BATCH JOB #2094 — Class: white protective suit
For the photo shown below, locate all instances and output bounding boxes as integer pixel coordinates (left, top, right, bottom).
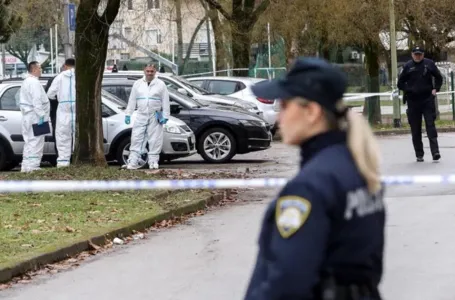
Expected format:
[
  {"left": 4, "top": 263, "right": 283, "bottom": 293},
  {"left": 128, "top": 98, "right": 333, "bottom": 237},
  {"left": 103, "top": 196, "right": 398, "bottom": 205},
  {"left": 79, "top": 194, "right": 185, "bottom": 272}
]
[
  {"left": 47, "top": 68, "right": 76, "bottom": 167},
  {"left": 125, "top": 76, "right": 170, "bottom": 169},
  {"left": 19, "top": 74, "right": 50, "bottom": 172}
]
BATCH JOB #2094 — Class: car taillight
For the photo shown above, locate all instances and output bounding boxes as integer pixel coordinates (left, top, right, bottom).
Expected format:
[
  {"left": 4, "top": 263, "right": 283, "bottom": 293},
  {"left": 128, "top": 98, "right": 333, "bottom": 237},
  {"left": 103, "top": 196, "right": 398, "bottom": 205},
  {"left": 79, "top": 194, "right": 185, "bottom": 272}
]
[{"left": 257, "top": 97, "right": 274, "bottom": 104}]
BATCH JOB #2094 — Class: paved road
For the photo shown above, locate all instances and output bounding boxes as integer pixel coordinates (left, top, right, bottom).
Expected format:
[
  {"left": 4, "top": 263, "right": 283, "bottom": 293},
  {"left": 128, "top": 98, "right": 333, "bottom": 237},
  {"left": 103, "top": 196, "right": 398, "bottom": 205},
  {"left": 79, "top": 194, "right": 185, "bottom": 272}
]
[
  {"left": 3, "top": 134, "right": 455, "bottom": 299},
  {"left": 351, "top": 104, "right": 452, "bottom": 114}
]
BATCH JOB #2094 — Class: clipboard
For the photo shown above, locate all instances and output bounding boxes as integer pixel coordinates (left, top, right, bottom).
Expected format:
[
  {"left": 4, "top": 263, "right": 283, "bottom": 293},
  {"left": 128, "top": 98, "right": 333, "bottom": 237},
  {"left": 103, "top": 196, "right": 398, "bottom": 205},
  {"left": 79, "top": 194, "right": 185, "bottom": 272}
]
[{"left": 32, "top": 121, "right": 51, "bottom": 137}]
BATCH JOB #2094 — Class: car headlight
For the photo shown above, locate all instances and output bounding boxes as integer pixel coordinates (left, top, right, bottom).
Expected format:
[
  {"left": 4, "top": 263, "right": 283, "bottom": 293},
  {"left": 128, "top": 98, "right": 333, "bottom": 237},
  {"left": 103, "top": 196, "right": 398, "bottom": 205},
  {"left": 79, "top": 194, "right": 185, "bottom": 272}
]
[
  {"left": 240, "top": 119, "right": 266, "bottom": 127},
  {"left": 164, "top": 124, "right": 183, "bottom": 134}
]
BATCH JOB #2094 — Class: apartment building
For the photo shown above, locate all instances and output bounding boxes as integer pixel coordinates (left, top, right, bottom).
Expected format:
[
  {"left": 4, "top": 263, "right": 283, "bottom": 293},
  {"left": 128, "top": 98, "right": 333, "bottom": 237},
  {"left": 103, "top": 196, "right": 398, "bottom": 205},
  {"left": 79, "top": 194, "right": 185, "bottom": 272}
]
[{"left": 106, "top": 0, "right": 214, "bottom": 65}]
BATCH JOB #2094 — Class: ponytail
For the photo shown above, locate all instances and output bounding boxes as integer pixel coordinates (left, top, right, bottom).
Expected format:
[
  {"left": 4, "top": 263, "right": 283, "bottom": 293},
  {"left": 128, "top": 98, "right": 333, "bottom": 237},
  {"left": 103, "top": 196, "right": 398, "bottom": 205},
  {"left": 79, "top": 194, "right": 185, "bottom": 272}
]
[{"left": 344, "top": 109, "right": 382, "bottom": 194}]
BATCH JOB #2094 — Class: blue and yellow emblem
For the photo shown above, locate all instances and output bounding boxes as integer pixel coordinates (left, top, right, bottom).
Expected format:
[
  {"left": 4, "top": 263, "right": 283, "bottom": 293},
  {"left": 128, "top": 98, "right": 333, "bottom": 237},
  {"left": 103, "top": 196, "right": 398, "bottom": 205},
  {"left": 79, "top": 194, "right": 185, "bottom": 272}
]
[{"left": 275, "top": 196, "right": 312, "bottom": 238}]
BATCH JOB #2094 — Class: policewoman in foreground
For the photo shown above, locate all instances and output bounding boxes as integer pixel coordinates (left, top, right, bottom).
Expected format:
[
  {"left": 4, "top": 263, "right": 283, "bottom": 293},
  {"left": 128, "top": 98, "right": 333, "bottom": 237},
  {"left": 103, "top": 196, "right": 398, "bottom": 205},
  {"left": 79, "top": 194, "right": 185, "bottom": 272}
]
[{"left": 243, "top": 57, "right": 386, "bottom": 300}]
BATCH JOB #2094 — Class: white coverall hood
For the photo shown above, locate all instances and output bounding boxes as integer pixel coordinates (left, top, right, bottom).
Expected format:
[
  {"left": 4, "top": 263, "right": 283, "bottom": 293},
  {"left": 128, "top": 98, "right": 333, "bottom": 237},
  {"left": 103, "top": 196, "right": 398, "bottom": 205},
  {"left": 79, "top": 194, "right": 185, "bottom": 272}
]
[
  {"left": 19, "top": 75, "right": 50, "bottom": 172},
  {"left": 125, "top": 76, "right": 170, "bottom": 168},
  {"left": 46, "top": 68, "right": 76, "bottom": 167}
]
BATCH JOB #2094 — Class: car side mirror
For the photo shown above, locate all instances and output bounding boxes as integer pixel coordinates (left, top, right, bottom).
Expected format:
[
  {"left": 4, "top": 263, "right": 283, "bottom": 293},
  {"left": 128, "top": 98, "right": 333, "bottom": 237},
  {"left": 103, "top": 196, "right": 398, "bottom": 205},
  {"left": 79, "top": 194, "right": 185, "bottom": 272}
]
[
  {"left": 170, "top": 103, "right": 182, "bottom": 114},
  {"left": 177, "top": 88, "right": 188, "bottom": 96}
]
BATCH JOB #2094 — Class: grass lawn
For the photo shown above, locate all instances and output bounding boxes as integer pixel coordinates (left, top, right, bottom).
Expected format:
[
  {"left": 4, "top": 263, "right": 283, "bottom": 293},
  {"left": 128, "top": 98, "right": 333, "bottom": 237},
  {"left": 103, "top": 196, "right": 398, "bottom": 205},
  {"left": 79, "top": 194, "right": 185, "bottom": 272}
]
[
  {"left": 372, "top": 119, "right": 455, "bottom": 131},
  {"left": 0, "top": 167, "right": 212, "bottom": 269}
]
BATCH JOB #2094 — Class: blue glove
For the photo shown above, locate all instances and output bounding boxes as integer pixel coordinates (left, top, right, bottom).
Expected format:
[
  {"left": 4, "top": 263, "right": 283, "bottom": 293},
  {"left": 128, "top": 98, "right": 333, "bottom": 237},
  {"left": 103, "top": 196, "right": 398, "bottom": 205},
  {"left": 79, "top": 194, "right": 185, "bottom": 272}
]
[
  {"left": 125, "top": 115, "right": 131, "bottom": 125},
  {"left": 38, "top": 116, "right": 44, "bottom": 125},
  {"left": 160, "top": 118, "right": 168, "bottom": 125}
]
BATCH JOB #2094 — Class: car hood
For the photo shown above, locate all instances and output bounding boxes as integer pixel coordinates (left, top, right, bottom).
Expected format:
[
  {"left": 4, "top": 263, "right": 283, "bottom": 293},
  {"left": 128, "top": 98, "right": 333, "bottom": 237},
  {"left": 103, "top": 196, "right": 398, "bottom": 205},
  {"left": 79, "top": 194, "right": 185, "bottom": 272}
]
[
  {"left": 191, "top": 106, "right": 265, "bottom": 122},
  {"left": 200, "top": 102, "right": 260, "bottom": 117}
]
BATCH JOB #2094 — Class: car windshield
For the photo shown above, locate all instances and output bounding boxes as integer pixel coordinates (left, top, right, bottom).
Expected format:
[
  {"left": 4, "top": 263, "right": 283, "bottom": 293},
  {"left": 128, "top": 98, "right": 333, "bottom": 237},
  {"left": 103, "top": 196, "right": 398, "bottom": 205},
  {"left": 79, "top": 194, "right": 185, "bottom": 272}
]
[
  {"left": 171, "top": 75, "right": 214, "bottom": 95},
  {"left": 101, "top": 89, "right": 127, "bottom": 108},
  {"left": 168, "top": 87, "right": 208, "bottom": 108}
]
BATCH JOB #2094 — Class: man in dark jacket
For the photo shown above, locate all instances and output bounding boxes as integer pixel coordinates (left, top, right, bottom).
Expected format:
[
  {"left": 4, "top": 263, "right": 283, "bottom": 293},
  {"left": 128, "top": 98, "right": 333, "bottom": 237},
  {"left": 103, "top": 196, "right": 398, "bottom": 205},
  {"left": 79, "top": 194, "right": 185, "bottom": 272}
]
[{"left": 397, "top": 46, "right": 443, "bottom": 162}]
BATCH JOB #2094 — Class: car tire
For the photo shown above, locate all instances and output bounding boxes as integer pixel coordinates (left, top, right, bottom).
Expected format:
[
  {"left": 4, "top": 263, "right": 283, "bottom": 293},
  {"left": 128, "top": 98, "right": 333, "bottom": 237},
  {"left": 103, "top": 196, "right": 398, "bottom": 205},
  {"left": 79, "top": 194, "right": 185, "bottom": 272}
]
[
  {"left": 116, "top": 136, "right": 149, "bottom": 169},
  {"left": 198, "top": 127, "right": 237, "bottom": 163},
  {"left": 0, "top": 143, "right": 13, "bottom": 171}
]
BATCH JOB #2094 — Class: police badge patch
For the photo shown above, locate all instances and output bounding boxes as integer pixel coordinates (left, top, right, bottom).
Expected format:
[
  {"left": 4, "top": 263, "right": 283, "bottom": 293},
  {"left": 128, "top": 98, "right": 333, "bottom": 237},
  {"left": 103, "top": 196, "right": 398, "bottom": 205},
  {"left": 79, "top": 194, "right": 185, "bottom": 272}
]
[{"left": 275, "top": 196, "right": 312, "bottom": 238}]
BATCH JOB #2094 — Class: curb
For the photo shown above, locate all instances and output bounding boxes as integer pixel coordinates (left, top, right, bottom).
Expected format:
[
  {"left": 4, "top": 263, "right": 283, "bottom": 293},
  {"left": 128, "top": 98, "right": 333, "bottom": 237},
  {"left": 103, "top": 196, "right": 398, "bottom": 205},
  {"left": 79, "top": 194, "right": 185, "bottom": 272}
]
[
  {"left": 273, "top": 127, "right": 455, "bottom": 140},
  {"left": 0, "top": 189, "right": 231, "bottom": 284}
]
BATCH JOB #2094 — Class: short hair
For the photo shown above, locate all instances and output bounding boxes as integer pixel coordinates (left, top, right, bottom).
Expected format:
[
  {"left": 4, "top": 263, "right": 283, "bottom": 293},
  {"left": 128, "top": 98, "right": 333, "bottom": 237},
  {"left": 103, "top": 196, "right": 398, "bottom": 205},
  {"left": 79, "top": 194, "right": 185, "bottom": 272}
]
[
  {"left": 27, "top": 61, "right": 39, "bottom": 72},
  {"left": 144, "top": 64, "right": 156, "bottom": 69},
  {"left": 65, "top": 58, "right": 75, "bottom": 66}
]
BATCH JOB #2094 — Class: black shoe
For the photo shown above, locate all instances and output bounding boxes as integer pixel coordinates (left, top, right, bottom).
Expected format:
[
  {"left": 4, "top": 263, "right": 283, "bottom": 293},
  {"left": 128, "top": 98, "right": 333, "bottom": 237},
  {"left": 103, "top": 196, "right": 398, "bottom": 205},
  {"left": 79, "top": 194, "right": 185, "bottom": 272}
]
[
  {"left": 416, "top": 157, "right": 424, "bottom": 162},
  {"left": 433, "top": 153, "right": 441, "bottom": 161}
]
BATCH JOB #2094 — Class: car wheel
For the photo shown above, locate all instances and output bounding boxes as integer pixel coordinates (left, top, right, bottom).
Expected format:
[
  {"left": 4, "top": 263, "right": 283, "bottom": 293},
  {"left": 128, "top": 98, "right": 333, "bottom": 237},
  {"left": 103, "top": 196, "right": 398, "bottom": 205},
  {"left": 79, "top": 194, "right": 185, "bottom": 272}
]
[
  {"left": 116, "top": 137, "right": 149, "bottom": 169},
  {"left": 198, "top": 127, "right": 237, "bottom": 163},
  {"left": 0, "top": 143, "right": 12, "bottom": 171}
]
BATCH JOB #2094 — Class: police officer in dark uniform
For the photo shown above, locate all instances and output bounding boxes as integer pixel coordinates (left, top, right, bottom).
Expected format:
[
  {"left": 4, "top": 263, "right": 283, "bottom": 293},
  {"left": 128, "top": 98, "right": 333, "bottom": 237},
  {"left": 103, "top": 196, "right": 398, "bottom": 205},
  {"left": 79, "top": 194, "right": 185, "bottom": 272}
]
[
  {"left": 244, "top": 57, "right": 386, "bottom": 300},
  {"left": 397, "top": 46, "right": 443, "bottom": 162}
]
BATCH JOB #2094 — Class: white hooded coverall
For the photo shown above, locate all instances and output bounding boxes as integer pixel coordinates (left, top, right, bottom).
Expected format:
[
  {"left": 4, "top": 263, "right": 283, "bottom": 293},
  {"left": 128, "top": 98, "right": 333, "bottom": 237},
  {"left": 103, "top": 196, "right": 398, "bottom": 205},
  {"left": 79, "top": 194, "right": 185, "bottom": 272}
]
[
  {"left": 47, "top": 68, "right": 76, "bottom": 167},
  {"left": 125, "top": 76, "right": 170, "bottom": 168},
  {"left": 19, "top": 74, "right": 50, "bottom": 172}
]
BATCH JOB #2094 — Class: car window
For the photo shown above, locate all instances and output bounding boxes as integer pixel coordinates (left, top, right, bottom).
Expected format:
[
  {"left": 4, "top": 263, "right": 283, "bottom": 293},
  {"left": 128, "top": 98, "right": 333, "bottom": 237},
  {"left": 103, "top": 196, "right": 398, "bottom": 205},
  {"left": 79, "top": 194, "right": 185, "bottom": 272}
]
[
  {"left": 0, "top": 87, "right": 20, "bottom": 111},
  {"left": 188, "top": 80, "right": 204, "bottom": 87},
  {"left": 102, "top": 103, "right": 116, "bottom": 117},
  {"left": 101, "top": 89, "right": 127, "bottom": 106},
  {"left": 207, "top": 80, "right": 238, "bottom": 95},
  {"left": 104, "top": 86, "right": 117, "bottom": 96}
]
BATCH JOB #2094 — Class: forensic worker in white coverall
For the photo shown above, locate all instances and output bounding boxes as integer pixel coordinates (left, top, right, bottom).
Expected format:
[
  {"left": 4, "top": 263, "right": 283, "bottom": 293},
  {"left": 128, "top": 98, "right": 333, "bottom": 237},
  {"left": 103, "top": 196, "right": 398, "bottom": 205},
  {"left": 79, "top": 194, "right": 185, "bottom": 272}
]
[
  {"left": 19, "top": 61, "right": 50, "bottom": 172},
  {"left": 124, "top": 64, "right": 170, "bottom": 169},
  {"left": 47, "top": 58, "right": 76, "bottom": 168}
]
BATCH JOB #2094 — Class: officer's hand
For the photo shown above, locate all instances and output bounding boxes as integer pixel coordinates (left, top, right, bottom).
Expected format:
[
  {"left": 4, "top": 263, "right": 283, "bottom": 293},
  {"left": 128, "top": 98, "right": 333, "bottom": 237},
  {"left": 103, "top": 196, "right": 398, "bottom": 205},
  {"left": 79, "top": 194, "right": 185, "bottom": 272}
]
[
  {"left": 38, "top": 117, "right": 44, "bottom": 125},
  {"left": 432, "top": 89, "right": 437, "bottom": 95},
  {"left": 160, "top": 118, "right": 168, "bottom": 125},
  {"left": 125, "top": 115, "right": 131, "bottom": 125}
]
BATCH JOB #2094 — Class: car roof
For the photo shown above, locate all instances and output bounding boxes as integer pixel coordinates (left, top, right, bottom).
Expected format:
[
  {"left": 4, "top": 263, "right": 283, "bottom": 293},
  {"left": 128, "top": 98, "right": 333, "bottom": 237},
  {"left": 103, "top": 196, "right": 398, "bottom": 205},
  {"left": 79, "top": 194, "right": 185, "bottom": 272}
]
[{"left": 185, "top": 76, "right": 266, "bottom": 83}]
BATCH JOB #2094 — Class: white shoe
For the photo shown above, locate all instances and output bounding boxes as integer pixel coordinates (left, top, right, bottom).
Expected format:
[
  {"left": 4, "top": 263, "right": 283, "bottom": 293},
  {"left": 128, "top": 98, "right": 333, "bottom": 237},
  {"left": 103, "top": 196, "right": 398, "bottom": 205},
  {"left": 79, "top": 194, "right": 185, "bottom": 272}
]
[
  {"left": 126, "top": 164, "right": 142, "bottom": 170},
  {"left": 149, "top": 162, "right": 159, "bottom": 169}
]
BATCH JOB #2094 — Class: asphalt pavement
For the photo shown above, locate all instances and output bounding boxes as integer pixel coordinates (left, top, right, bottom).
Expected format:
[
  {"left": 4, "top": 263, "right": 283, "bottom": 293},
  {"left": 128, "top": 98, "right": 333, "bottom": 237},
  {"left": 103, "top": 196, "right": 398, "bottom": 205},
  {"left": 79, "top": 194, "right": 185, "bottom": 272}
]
[{"left": 2, "top": 133, "right": 455, "bottom": 299}]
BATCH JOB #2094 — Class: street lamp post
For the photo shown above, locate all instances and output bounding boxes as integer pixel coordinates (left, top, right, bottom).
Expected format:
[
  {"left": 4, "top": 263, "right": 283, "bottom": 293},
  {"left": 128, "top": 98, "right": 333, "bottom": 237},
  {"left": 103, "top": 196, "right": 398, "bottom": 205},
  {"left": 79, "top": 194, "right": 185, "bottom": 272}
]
[{"left": 389, "top": 0, "right": 401, "bottom": 127}]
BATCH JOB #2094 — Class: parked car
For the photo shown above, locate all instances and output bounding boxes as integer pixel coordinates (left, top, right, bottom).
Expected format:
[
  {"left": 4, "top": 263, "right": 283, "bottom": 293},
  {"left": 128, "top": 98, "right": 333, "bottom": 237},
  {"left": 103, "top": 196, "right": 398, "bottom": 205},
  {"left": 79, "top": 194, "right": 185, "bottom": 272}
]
[
  {"left": 100, "top": 78, "right": 272, "bottom": 163},
  {"left": 102, "top": 71, "right": 265, "bottom": 119},
  {"left": 186, "top": 76, "right": 281, "bottom": 134},
  {"left": 0, "top": 82, "right": 196, "bottom": 171}
]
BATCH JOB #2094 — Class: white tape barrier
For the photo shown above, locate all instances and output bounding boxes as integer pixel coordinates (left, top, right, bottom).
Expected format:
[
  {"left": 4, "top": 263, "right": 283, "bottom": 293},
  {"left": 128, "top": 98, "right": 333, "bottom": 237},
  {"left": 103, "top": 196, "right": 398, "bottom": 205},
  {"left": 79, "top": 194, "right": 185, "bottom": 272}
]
[
  {"left": 343, "top": 90, "right": 455, "bottom": 102},
  {"left": 0, "top": 176, "right": 454, "bottom": 193}
]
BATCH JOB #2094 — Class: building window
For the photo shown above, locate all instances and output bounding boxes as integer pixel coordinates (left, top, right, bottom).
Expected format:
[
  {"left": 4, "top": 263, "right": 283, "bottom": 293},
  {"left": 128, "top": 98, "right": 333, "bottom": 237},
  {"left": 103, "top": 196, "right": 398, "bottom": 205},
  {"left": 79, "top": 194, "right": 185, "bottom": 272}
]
[
  {"left": 147, "top": 0, "right": 160, "bottom": 9},
  {"left": 127, "top": 0, "right": 133, "bottom": 10},
  {"left": 121, "top": 53, "right": 130, "bottom": 60},
  {"left": 124, "top": 27, "right": 132, "bottom": 40},
  {"left": 144, "top": 29, "right": 162, "bottom": 46}
]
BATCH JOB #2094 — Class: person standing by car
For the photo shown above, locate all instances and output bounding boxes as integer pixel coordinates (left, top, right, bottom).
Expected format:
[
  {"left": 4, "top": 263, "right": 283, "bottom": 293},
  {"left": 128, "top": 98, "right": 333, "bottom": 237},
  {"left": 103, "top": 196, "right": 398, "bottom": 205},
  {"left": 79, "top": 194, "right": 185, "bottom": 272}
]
[
  {"left": 398, "top": 46, "right": 443, "bottom": 162},
  {"left": 47, "top": 58, "right": 76, "bottom": 168},
  {"left": 45, "top": 63, "right": 66, "bottom": 159},
  {"left": 19, "top": 61, "right": 50, "bottom": 172},
  {"left": 243, "top": 57, "right": 386, "bottom": 300},
  {"left": 123, "top": 64, "right": 170, "bottom": 169}
]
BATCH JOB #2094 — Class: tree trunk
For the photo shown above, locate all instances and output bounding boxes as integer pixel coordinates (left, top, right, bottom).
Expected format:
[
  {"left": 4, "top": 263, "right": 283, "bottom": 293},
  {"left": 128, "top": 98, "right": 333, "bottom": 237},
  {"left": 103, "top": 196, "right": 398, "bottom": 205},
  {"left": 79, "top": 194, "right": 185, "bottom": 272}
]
[
  {"left": 73, "top": 1, "right": 115, "bottom": 166},
  {"left": 230, "top": 20, "right": 253, "bottom": 76},
  {"left": 181, "top": 16, "right": 208, "bottom": 74},
  {"left": 175, "top": 0, "right": 184, "bottom": 73},
  {"left": 209, "top": 9, "right": 227, "bottom": 71},
  {"left": 363, "top": 42, "right": 382, "bottom": 125}
]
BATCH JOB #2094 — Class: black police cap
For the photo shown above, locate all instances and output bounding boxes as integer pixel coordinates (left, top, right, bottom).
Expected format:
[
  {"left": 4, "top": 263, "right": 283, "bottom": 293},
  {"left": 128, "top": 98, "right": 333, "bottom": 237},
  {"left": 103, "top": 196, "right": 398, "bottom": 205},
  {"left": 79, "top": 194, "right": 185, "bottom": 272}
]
[
  {"left": 412, "top": 46, "right": 424, "bottom": 54},
  {"left": 251, "top": 57, "right": 347, "bottom": 114}
]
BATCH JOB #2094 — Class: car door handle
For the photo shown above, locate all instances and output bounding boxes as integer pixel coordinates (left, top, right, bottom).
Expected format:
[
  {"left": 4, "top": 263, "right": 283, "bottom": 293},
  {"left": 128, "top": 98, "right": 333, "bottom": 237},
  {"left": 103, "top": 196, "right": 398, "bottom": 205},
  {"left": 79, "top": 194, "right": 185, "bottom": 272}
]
[{"left": 0, "top": 116, "right": 7, "bottom": 121}]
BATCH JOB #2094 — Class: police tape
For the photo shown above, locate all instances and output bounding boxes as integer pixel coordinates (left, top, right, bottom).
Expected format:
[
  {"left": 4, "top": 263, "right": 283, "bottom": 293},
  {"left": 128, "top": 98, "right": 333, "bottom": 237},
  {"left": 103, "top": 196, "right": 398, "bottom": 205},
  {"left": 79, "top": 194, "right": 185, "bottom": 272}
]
[
  {"left": 343, "top": 90, "right": 455, "bottom": 102},
  {"left": 0, "top": 175, "right": 454, "bottom": 193}
]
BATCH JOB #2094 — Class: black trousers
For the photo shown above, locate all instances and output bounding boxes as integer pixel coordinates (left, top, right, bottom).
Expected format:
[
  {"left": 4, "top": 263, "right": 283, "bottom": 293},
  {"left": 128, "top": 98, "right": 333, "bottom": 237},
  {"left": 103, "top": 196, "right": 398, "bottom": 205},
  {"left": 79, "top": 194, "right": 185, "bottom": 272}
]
[
  {"left": 405, "top": 96, "right": 439, "bottom": 157},
  {"left": 50, "top": 99, "right": 59, "bottom": 157}
]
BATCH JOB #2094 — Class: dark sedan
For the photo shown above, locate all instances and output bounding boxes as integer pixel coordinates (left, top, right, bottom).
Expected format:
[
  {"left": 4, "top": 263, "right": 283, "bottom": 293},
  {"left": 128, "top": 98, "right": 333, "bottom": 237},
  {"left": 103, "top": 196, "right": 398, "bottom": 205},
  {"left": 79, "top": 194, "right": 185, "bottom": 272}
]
[{"left": 102, "top": 78, "right": 272, "bottom": 163}]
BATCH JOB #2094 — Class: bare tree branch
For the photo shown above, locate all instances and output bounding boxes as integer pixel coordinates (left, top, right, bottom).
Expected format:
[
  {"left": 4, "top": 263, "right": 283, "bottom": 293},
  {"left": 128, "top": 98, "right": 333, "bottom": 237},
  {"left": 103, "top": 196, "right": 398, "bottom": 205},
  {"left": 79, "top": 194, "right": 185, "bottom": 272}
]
[{"left": 202, "top": 0, "right": 231, "bottom": 20}]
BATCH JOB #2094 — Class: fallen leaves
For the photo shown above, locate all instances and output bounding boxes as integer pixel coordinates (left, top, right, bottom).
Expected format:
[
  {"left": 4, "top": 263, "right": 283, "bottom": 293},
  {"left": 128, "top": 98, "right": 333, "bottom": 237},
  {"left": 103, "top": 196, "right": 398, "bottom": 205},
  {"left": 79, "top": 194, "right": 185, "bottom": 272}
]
[{"left": 65, "top": 226, "right": 75, "bottom": 233}]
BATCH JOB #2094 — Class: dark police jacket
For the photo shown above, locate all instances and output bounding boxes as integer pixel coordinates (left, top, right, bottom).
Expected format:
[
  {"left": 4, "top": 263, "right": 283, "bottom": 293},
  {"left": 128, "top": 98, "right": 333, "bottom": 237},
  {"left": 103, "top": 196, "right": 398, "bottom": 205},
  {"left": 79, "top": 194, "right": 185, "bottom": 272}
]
[
  {"left": 397, "top": 58, "right": 443, "bottom": 102},
  {"left": 244, "top": 131, "right": 385, "bottom": 300}
]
